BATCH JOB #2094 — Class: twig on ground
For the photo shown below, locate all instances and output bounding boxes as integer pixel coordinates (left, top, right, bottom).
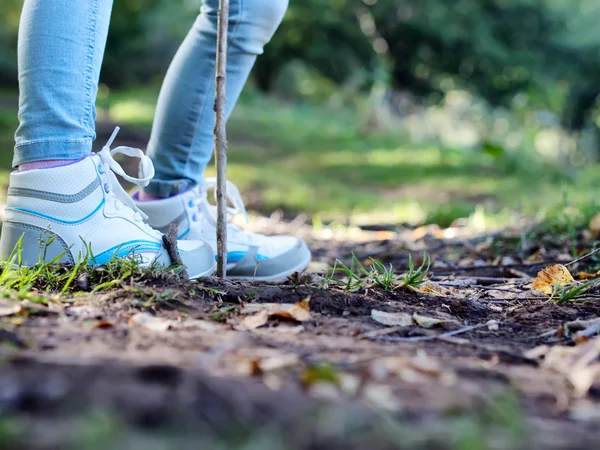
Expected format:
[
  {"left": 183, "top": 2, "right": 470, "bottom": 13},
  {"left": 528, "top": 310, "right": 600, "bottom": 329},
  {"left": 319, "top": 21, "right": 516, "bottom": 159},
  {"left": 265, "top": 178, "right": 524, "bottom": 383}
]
[
  {"left": 367, "top": 320, "right": 503, "bottom": 342},
  {"left": 214, "top": 0, "right": 230, "bottom": 278},
  {"left": 162, "top": 222, "right": 189, "bottom": 280},
  {"left": 433, "top": 276, "right": 525, "bottom": 286},
  {"left": 565, "top": 247, "right": 600, "bottom": 267}
]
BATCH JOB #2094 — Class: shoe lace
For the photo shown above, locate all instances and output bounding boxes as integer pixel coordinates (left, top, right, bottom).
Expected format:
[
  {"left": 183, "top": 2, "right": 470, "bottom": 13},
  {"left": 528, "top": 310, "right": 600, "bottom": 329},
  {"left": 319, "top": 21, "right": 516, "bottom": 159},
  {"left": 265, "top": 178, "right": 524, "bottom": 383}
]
[
  {"left": 98, "top": 127, "right": 157, "bottom": 233},
  {"left": 192, "top": 178, "right": 257, "bottom": 244}
]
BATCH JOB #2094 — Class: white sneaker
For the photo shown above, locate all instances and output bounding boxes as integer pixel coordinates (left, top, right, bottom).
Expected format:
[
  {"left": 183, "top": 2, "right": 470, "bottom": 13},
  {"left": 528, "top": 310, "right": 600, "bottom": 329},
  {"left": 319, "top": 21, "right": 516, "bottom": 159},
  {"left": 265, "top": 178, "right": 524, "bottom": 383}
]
[
  {"left": 0, "top": 128, "right": 215, "bottom": 278},
  {"left": 135, "top": 178, "right": 312, "bottom": 282}
]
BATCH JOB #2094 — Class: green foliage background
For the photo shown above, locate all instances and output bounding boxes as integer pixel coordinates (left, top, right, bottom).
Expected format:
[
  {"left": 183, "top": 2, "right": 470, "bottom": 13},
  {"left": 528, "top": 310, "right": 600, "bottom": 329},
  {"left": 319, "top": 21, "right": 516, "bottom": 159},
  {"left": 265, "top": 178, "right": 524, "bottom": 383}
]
[
  {"left": 2, "top": 0, "right": 600, "bottom": 229},
  {"left": 2, "top": 0, "right": 600, "bottom": 128}
]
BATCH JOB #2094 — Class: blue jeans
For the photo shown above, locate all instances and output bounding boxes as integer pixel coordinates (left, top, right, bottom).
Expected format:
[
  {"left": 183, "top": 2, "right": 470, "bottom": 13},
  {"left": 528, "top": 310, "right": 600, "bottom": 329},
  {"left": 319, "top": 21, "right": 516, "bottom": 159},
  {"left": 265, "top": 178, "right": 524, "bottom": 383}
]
[{"left": 14, "top": 0, "right": 288, "bottom": 197}]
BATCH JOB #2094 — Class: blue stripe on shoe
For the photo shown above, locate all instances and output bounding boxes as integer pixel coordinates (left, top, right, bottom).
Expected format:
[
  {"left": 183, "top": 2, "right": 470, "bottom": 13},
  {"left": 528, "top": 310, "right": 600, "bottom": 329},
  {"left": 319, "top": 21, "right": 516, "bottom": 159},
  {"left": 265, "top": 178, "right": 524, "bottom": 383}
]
[
  {"left": 214, "top": 251, "right": 269, "bottom": 263},
  {"left": 92, "top": 240, "right": 163, "bottom": 265},
  {"left": 8, "top": 199, "right": 105, "bottom": 225}
]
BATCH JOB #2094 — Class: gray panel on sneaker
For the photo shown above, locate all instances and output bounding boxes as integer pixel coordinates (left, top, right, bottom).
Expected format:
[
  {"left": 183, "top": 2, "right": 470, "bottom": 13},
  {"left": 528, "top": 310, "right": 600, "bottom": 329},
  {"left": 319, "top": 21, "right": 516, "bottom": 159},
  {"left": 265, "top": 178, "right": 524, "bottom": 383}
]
[
  {"left": 228, "top": 238, "right": 311, "bottom": 280},
  {"left": 152, "top": 240, "right": 216, "bottom": 279},
  {"left": 0, "top": 222, "right": 75, "bottom": 265},
  {"left": 7, "top": 178, "right": 100, "bottom": 203}
]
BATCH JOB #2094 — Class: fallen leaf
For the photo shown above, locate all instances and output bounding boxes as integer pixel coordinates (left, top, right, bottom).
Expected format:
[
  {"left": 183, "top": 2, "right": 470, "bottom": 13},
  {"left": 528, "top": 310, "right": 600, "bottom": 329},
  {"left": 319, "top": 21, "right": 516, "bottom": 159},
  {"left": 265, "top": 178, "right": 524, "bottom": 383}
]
[
  {"left": 411, "top": 281, "right": 450, "bottom": 297},
  {"left": 371, "top": 310, "right": 413, "bottom": 327},
  {"left": 241, "top": 297, "right": 311, "bottom": 322},
  {"left": 531, "top": 264, "right": 575, "bottom": 295},
  {"left": 129, "top": 313, "right": 172, "bottom": 332},
  {"left": 576, "top": 271, "right": 600, "bottom": 280},
  {"left": 0, "top": 301, "right": 21, "bottom": 317},
  {"left": 234, "top": 310, "right": 269, "bottom": 331},
  {"left": 412, "top": 313, "right": 443, "bottom": 329}
]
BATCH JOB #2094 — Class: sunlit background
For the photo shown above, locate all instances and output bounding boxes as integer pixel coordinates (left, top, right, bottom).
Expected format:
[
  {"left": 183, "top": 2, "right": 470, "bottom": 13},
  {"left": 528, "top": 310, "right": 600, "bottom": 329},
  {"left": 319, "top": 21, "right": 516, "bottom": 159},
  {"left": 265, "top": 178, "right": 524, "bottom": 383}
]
[{"left": 2, "top": 0, "right": 600, "bottom": 233}]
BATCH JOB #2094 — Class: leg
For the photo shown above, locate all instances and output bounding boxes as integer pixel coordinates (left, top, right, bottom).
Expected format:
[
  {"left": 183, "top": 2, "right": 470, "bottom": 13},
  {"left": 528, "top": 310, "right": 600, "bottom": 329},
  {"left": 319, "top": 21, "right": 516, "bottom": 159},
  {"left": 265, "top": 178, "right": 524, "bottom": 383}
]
[
  {"left": 2, "top": 0, "right": 215, "bottom": 277},
  {"left": 143, "top": 0, "right": 289, "bottom": 198},
  {"left": 135, "top": 0, "right": 311, "bottom": 281},
  {"left": 13, "top": 0, "right": 113, "bottom": 167}
]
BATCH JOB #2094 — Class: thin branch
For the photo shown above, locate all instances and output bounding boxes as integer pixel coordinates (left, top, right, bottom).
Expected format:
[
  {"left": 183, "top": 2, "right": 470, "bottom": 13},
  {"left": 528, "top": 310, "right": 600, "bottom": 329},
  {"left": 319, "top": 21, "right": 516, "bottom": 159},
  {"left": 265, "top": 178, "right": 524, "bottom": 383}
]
[
  {"left": 565, "top": 246, "right": 600, "bottom": 267},
  {"left": 162, "top": 222, "right": 189, "bottom": 280},
  {"left": 214, "top": 0, "right": 230, "bottom": 278},
  {"left": 367, "top": 320, "right": 502, "bottom": 342}
]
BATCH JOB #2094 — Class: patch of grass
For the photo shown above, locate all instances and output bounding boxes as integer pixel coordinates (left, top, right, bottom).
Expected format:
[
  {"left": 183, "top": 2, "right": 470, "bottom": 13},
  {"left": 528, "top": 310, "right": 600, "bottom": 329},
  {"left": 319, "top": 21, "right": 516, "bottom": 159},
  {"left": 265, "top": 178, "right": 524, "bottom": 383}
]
[
  {"left": 551, "top": 278, "right": 599, "bottom": 303},
  {"left": 0, "top": 236, "right": 185, "bottom": 306},
  {"left": 325, "top": 252, "right": 430, "bottom": 292}
]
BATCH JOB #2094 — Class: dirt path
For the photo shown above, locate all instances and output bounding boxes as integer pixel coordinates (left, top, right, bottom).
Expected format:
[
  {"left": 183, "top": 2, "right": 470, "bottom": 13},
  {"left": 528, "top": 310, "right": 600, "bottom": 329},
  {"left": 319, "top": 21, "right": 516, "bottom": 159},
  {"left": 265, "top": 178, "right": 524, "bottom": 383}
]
[{"left": 2, "top": 222, "right": 600, "bottom": 449}]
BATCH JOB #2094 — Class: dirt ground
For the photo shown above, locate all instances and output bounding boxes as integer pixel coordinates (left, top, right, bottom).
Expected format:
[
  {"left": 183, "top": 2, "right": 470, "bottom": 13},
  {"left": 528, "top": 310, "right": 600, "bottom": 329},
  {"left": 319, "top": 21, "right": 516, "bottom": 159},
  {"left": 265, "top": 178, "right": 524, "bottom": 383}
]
[{"left": 2, "top": 219, "right": 600, "bottom": 449}]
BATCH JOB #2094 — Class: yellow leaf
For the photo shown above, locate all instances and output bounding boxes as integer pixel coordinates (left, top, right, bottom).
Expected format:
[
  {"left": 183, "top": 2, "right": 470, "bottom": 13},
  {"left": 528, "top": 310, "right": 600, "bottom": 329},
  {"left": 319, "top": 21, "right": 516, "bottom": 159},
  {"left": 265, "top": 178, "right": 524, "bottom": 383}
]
[
  {"left": 531, "top": 264, "right": 575, "bottom": 295},
  {"left": 576, "top": 271, "right": 600, "bottom": 281}
]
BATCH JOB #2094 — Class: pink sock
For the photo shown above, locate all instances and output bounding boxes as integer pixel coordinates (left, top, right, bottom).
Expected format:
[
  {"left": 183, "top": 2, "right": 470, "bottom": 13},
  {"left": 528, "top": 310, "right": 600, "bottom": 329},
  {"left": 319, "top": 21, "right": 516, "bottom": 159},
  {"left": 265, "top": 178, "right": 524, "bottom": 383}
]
[
  {"left": 18, "top": 159, "right": 80, "bottom": 172},
  {"left": 136, "top": 191, "right": 163, "bottom": 202}
]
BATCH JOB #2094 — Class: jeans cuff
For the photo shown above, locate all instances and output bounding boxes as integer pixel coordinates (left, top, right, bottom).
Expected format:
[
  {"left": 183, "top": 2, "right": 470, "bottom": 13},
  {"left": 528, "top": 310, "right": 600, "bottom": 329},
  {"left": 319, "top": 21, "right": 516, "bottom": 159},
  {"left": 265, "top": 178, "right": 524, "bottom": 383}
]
[
  {"left": 12, "top": 139, "right": 93, "bottom": 167},
  {"left": 144, "top": 177, "right": 196, "bottom": 198}
]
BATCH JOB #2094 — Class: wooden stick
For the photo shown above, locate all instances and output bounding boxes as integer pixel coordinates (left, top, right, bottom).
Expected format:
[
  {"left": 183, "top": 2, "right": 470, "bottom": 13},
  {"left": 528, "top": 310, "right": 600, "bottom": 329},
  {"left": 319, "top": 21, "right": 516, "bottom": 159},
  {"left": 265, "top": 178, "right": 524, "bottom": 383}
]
[
  {"left": 162, "top": 222, "right": 189, "bottom": 280},
  {"left": 214, "top": 0, "right": 230, "bottom": 278},
  {"left": 565, "top": 246, "right": 600, "bottom": 267}
]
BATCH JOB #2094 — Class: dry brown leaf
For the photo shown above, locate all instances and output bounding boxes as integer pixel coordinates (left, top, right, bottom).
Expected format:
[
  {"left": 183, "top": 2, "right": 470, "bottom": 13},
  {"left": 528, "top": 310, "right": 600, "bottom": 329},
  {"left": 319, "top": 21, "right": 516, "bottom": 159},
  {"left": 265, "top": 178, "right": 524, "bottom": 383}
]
[
  {"left": 0, "top": 301, "right": 21, "bottom": 317},
  {"left": 241, "top": 297, "right": 311, "bottom": 322},
  {"left": 371, "top": 310, "right": 413, "bottom": 327},
  {"left": 576, "top": 271, "right": 600, "bottom": 280},
  {"left": 129, "top": 313, "right": 172, "bottom": 332},
  {"left": 411, "top": 281, "right": 450, "bottom": 297},
  {"left": 234, "top": 310, "right": 269, "bottom": 331},
  {"left": 412, "top": 313, "right": 444, "bottom": 329},
  {"left": 531, "top": 264, "right": 575, "bottom": 295}
]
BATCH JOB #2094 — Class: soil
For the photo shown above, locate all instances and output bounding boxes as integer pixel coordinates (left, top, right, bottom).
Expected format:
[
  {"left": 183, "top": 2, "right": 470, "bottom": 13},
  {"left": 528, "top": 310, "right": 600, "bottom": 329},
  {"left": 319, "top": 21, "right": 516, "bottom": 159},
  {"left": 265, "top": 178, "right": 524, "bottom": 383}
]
[{"left": 2, "top": 221, "right": 600, "bottom": 449}]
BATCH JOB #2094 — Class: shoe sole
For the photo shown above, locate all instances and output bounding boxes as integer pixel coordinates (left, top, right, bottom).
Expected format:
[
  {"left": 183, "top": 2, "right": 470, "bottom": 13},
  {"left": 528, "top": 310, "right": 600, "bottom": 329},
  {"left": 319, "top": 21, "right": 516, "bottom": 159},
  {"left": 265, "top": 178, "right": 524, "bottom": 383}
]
[{"left": 226, "top": 252, "right": 312, "bottom": 283}]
